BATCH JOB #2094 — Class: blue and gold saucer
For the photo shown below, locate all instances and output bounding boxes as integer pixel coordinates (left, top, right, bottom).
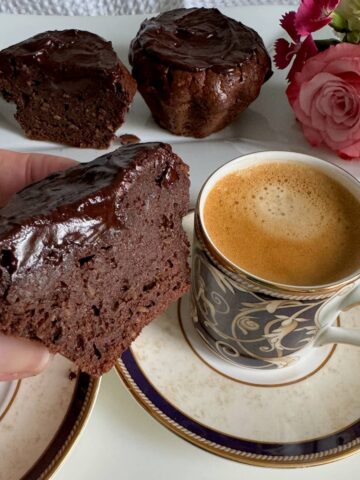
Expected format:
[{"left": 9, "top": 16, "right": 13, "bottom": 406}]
[{"left": 116, "top": 214, "right": 360, "bottom": 467}]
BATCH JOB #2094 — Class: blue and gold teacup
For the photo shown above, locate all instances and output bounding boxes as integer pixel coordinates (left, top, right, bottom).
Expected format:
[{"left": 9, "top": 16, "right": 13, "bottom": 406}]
[{"left": 191, "top": 151, "right": 360, "bottom": 370}]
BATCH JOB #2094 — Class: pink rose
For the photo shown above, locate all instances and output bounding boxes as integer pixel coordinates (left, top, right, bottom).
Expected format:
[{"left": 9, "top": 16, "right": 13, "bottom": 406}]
[{"left": 287, "top": 43, "right": 360, "bottom": 159}]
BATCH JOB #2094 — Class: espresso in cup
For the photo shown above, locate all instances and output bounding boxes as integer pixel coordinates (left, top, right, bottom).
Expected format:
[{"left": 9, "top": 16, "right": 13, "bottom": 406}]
[{"left": 203, "top": 161, "right": 360, "bottom": 286}]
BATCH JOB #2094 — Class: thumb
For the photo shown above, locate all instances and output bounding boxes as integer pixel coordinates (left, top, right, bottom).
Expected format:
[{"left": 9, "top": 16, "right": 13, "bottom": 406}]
[
  {"left": 0, "top": 150, "right": 76, "bottom": 207},
  {"left": 0, "top": 335, "right": 51, "bottom": 381}
]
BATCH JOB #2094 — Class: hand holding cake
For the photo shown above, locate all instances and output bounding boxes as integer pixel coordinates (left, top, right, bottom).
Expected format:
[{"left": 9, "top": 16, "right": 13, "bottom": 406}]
[
  {"left": 0, "top": 149, "right": 75, "bottom": 380},
  {"left": 0, "top": 143, "right": 190, "bottom": 376}
]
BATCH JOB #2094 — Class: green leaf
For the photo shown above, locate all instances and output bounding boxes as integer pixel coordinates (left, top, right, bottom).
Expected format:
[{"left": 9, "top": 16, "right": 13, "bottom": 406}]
[
  {"left": 346, "top": 30, "right": 360, "bottom": 42},
  {"left": 331, "top": 12, "right": 348, "bottom": 31}
]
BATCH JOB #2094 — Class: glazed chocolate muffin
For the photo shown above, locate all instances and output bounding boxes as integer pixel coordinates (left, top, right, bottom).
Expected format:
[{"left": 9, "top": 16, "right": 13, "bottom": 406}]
[
  {"left": 129, "top": 8, "right": 272, "bottom": 138},
  {"left": 0, "top": 30, "right": 136, "bottom": 148},
  {"left": 0, "top": 143, "right": 190, "bottom": 376}
]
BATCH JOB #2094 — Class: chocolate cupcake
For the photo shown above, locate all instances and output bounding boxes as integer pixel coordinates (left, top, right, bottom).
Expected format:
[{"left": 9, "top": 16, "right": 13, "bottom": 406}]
[{"left": 129, "top": 8, "right": 272, "bottom": 138}]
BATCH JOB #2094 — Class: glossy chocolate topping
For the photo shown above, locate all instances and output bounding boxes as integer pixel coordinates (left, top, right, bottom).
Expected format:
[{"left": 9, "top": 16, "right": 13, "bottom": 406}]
[
  {"left": 0, "top": 143, "right": 184, "bottom": 275},
  {"left": 119, "top": 133, "right": 141, "bottom": 145},
  {"left": 0, "top": 29, "right": 122, "bottom": 83},
  {"left": 129, "top": 8, "right": 269, "bottom": 72}
]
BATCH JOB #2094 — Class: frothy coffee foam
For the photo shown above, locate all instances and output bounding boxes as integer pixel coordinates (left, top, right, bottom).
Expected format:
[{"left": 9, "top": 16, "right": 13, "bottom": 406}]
[{"left": 204, "top": 162, "right": 360, "bottom": 286}]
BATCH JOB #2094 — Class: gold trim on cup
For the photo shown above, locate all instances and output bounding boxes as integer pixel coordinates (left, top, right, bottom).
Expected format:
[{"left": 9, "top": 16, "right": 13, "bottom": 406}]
[{"left": 195, "top": 151, "right": 360, "bottom": 300}]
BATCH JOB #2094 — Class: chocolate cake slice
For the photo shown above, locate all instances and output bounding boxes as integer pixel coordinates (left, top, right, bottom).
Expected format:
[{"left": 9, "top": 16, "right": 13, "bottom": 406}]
[
  {"left": 0, "top": 143, "right": 190, "bottom": 376},
  {"left": 0, "top": 30, "right": 136, "bottom": 148}
]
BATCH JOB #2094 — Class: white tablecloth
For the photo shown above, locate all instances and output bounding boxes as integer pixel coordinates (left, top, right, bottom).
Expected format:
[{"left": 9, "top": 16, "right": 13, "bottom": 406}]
[{"left": 0, "top": 0, "right": 299, "bottom": 16}]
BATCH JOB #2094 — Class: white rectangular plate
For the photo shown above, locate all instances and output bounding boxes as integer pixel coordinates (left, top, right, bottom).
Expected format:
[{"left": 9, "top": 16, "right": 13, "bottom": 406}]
[{"left": 1, "top": 6, "right": 360, "bottom": 207}]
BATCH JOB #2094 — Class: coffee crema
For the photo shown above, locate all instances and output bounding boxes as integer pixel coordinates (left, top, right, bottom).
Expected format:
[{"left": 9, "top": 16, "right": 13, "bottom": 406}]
[{"left": 203, "top": 162, "right": 360, "bottom": 286}]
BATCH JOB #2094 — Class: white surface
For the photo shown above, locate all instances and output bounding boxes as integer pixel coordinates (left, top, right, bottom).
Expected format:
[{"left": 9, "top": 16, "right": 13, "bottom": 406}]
[
  {"left": 0, "top": 0, "right": 299, "bottom": 16},
  {"left": 0, "top": 6, "right": 359, "bottom": 479}
]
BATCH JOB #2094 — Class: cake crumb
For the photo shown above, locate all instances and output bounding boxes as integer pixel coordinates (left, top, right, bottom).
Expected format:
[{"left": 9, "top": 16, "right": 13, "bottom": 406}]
[
  {"left": 68, "top": 370, "right": 77, "bottom": 381},
  {"left": 119, "top": 133, "right": 140, "bottom": 145}
]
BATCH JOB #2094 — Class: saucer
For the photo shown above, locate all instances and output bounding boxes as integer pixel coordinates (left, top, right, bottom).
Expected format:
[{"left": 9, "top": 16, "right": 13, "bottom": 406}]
[
  {"left": 0, "top": 355, "right": 99, "bottom": 480},
  {"left": 116, "top": 213, "right": 360, "bottom": 467}
]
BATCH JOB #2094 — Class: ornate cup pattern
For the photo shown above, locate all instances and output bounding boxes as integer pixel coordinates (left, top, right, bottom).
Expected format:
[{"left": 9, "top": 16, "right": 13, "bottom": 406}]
[
  {"left": 191, "top": 236, "right": 327, "bottom": 370},
  {"left": 192, "top": 151, "right": 360, "bottom": 369}
]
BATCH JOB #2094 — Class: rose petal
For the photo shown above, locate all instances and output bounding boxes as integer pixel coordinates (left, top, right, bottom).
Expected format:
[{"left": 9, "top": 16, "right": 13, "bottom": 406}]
[
  {"left": 298, "top": 73, "right": 337, "bottom": 115},
  {"left": 327, "top": 60, "right": 360, "bottom": 78},
  {"left": 286, "top": 79, "right": 301, "bottom": 106},
  {"left": 311, "top": 97, "right": 326, "bottom": 129},
  {"left": 338, "top": 140, "right": 360, "bottom": 160},
  {"left": 309, "top": 44, "right": 360, "bottom": 71},
  {"left": 292, "top": 44, "right": 360, "bottom": 84},
  {"left": 316, "top": 91, "right": 332, "bottom": 117},
  {"left": 302, "top": 124, "right": 323, "bottom": 146},
  {"left": 325, "top": 116, "right": 351, "bottom": 142},
  {"left": 286, "top": 42, "right": 360, "bottom": 159}
]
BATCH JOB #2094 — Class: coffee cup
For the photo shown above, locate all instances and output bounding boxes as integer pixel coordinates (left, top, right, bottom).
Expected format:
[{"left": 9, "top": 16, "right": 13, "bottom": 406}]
[{"left": 191, "top": 151, "right": 360, "bottom": 369}]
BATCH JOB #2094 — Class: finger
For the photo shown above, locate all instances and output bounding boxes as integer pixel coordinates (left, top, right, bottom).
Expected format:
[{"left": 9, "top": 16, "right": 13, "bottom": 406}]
[
  {"left": 0, "top": 150, "right": 76, "bottom": 207},
  {"left": 0, "top": 334, "right": 51, "bottom": 381}
]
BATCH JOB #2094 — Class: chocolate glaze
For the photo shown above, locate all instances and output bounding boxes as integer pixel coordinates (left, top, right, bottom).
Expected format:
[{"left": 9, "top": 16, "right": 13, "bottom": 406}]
[
  {"left": 0, "top": 29, "right": 124, "bottom": 87},
  {"left": 129, "top": 8, "right": 269, "bottom": 73},
  {"left": 0, "top": 143, "right": 186, "bottom": 276},
  {"left": 119, "top": 133, "right": 141, "bottom": 145},
  {"left": 68, "top": 370, "right": 77, "bottom": 380}
]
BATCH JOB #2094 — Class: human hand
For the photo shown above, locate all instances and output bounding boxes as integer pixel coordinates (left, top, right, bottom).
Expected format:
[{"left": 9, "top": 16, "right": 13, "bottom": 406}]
[{"left": 0, "top": 150, "right": 76, "bottom": 381}]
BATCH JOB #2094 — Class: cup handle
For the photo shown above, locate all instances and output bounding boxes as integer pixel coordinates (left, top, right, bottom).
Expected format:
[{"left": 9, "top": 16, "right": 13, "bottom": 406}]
[{"left": 315, "top": 281, "right": 360, "bottom": 348}]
